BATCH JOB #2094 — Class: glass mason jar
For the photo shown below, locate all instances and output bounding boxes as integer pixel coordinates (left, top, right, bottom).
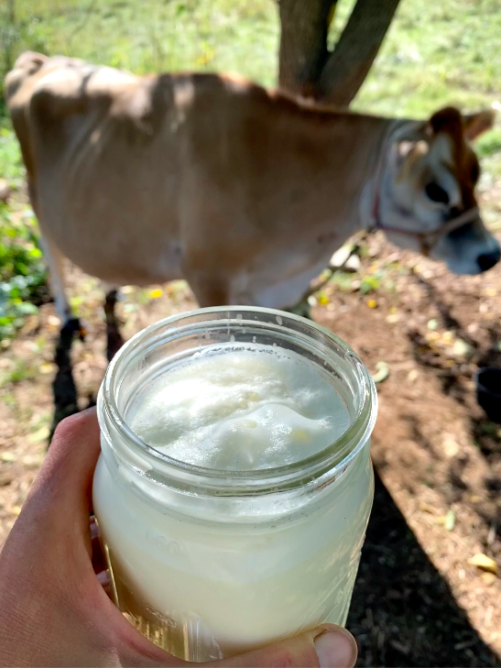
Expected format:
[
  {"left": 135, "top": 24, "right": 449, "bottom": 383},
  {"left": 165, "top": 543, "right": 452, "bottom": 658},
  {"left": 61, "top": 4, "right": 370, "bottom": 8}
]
[{"left": 93, "top": 307, "right": 377, "bottom": 662}]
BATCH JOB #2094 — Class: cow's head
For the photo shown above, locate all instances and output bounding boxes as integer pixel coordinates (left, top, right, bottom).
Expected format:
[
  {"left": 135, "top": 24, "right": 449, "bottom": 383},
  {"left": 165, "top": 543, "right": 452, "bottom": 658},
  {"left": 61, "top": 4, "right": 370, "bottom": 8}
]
[{"left": 378, "top": 106, "right": 500, "bottom": 274}]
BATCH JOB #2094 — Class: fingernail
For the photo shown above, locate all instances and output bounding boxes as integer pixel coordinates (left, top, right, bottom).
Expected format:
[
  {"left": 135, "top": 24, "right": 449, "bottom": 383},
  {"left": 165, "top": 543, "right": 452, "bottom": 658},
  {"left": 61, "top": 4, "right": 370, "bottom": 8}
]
[{"left": 314, "top": 629, "right": 357, "bottom": 668}]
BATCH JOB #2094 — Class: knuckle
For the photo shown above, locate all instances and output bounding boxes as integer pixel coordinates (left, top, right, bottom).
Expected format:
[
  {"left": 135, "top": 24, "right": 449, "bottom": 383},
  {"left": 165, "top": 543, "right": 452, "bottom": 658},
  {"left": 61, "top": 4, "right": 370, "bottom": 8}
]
[{"left": 51, "top": 409, "right": 94, "bottom": 445}]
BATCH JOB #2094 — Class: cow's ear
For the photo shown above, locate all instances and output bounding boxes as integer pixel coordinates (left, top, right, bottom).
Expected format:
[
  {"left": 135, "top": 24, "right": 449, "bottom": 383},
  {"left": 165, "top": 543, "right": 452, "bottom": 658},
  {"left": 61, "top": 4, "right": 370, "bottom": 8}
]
[
  {"left": 463, "top": 109, "right": 496, "bottom": 141},
  {"left": 429, "top": 106, "right": 463, "bottom": 136}
]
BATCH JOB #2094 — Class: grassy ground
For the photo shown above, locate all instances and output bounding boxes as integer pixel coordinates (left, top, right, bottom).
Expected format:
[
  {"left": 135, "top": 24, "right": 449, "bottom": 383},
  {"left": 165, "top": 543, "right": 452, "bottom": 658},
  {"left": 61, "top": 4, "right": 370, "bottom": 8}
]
[{"left": 0, "top": 1, "right": 500, "bottom": 666}]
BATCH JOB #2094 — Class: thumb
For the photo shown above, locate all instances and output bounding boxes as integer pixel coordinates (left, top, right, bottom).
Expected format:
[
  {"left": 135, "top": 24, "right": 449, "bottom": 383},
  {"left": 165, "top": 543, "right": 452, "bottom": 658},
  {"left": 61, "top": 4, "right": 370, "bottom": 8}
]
[{"left": 214, "top": 624, "right": 357, "bottom": 668}]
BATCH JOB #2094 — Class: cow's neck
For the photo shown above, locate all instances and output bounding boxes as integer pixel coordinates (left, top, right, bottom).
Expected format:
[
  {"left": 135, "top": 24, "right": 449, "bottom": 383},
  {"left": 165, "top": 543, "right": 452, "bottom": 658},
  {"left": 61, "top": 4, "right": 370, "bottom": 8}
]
[{"left": 281, "top": 105, "right": 408, "bottom": 245}]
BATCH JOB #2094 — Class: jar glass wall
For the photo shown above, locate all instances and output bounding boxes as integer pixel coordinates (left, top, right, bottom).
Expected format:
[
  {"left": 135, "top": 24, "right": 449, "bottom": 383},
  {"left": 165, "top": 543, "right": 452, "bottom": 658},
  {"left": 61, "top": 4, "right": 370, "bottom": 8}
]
[{"left": 93, "top": 307, "right": 377, "bottom": 662}]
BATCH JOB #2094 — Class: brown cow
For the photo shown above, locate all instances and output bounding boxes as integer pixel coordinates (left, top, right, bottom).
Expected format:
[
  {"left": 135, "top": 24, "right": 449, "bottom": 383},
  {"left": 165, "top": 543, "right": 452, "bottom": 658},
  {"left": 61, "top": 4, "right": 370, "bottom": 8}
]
[{"left": 5, "top": 52, "right": 499, "bottom": 323}]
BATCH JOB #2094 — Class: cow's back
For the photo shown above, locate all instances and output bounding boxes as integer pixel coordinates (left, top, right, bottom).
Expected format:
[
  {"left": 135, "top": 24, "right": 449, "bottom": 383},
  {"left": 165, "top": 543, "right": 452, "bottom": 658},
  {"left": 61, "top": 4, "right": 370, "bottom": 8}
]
[
  {"left": 5, "top": 54, "right": 373, "bottom": 297},
  {"left": 6, "top": 54, "right": 192, "bottom": 285}
]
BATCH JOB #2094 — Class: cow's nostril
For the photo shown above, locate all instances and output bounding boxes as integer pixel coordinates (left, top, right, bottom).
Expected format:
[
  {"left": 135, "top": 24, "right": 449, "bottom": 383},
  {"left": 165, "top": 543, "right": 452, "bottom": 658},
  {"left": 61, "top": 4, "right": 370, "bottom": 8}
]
[{"left": 478, "top": 249, "right": 501, "bottom": 272}]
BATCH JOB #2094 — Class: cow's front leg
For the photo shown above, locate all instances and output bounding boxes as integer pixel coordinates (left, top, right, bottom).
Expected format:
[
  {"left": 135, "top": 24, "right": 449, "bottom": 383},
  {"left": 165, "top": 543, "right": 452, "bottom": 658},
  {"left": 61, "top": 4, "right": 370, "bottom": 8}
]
[{"left": 41, "top": 238, "right": 86, "bottom": 340}]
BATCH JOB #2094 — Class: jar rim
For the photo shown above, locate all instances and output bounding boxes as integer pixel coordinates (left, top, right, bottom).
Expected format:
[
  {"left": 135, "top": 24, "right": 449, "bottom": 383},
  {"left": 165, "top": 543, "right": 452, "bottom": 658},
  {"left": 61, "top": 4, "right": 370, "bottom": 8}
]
[{"left": 98, "top": 307, "right": 377, "bottom": 495}]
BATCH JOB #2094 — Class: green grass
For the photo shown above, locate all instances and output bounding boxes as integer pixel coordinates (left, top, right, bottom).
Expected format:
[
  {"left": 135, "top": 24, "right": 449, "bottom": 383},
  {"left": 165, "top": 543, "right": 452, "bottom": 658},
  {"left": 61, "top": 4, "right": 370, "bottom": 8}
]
[{"left": 0, "top": 0, "right": 500, "bottom": 339}]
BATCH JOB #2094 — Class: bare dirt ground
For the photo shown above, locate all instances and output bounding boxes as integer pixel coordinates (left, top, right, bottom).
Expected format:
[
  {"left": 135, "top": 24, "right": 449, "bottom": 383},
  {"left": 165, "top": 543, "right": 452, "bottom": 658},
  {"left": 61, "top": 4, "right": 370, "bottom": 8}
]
[{"left": 1, "top": 221, "right": 500, "bottom": 665}]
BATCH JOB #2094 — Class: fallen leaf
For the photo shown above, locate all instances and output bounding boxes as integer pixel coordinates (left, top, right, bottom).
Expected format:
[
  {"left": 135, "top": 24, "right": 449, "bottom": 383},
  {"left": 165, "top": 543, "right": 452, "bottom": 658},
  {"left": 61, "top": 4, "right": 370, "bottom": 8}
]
[
  {"left": 386, "top": 313, "right": 400, "bottom": 324},
  {"left": 407, "top": 369, "right": 419, "bottom": 383},
  {"left": 27, "top": 426, "right": 50, "bottom": 444},
  {"left": 0, "top": 452, "right": 16, "bottom": 463},
  {"left": 11, "top": 505, "right": 22, "bottom": 516},
  {"left": 451, "top": 339, "right": 471, "bottom": 358},
  {"left": 442, "top": 330, "right": 454, "bottom": 344},
  {"left": 427, "top": 318, "right": 438, "bottom": 330},
  {"left": 468, "top": 553, "right": 498, "bottom": 575},
  {"left": 345, "top": 254, "right": 361, "bottom": 272},
  {"left": 485, "top": 288, "right": 497, "bottom": 297},
  {"left": 148, "top": 288, "right": 163, "bottom": 299},
  {"left": 22, "top": 454, "right": 45, "bottom": 467},
  {"left": 330, "top": 244, "right": 355, "bottom": 269},
  {"left": 39, "top": 362, "right": 56, "bottom": 375},
  {"left": 372, "top": 361, "right": 389, "bottom": 384},
  {"left": 443, "top": 435, "right": 460, "bottom": 458},
  {"left": 317, "top": 292, "right": 329, "bottom": 305},
  {"left": 480, "top": 572, "right": 498, "bottom": 586},
  {"left": 418, "top": 502, "right": 436, "bottom": 514},
  {"left": 445, "top": 509, "right": 456, "bottom": 531}
]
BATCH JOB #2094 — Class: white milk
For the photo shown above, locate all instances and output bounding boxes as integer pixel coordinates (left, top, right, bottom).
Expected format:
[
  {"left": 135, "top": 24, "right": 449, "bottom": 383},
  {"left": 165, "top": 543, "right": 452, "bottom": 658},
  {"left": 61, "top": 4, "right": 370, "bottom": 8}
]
[
  {"left": 129, "top": 345, "right": 351, "bottom": 470},
  {"left": 94, "top": 338, "right": 374, "bottom": 661}
]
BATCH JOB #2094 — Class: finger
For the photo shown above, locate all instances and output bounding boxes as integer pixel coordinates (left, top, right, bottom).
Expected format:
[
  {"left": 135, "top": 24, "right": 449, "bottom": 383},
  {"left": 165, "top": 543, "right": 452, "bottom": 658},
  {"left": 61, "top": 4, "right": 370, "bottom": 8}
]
[
  {"left": 214, "top": 625, "right": 357, "bottom": 668},
  {"left": 23, "top": 408, "right": 100, "bottom": 537},
  {"left": 39, "top": 407, "right": 101, "bottom": 517}
]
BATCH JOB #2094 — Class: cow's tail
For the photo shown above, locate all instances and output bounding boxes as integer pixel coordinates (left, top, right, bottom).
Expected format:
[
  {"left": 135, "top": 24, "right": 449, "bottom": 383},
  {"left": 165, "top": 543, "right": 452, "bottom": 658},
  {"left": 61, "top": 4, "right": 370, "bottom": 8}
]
[{"left": 4, "top": 52, "right": 48, "bottom": 207}]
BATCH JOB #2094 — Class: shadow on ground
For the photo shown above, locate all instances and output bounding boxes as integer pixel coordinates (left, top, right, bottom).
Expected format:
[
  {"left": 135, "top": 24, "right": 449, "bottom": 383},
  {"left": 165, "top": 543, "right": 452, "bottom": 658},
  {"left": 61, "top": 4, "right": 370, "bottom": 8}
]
[
  {"left": 406, "top": 274, "right": 501, "bottom": 543},
  {"left": 349, "top": 468, "right": 499, "bottom": 667}
]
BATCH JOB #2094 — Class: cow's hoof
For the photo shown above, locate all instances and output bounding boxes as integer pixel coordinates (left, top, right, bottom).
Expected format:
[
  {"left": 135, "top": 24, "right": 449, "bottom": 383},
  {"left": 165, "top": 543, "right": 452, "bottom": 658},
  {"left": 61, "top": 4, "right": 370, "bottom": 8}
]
[{"left": 61, "top": 317, "right": 86, "bottom": 342}]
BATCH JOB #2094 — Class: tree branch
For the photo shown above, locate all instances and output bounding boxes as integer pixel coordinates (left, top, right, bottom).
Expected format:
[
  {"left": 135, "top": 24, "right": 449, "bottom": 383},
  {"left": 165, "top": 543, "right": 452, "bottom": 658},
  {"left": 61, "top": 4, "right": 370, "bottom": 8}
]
[
  {"left": 318, "top": 0, "right": 401, "bottom": 107},
  {"left": 277, "top": 0, "right": 401, "bottom": 108}
]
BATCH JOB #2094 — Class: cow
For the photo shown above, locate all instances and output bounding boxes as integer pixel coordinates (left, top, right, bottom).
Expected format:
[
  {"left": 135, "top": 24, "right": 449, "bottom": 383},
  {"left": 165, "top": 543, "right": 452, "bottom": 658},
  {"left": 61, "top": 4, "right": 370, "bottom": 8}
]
[{"left": 5, "top": 52, "right": 500, "bottom": 332}]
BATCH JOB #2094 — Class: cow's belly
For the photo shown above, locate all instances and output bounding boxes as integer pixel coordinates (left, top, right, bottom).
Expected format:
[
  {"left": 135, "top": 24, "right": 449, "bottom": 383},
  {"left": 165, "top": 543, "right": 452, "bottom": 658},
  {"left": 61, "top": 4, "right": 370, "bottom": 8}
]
[
  {"left": 40, "top": 214, "right": 184, "bottom": 287},
  {"left": 69, "top": 241, "right": 185, "bottom": 286},
  {"left": 232, "top": 257, "right": 331, "bottom": 310}
]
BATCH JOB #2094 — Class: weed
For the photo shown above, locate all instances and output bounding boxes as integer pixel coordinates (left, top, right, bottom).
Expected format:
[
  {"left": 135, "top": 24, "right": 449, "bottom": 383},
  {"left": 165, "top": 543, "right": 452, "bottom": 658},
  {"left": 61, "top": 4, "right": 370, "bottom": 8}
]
[{"left": 0, "top": 206, "right": 47, "bottom": 339}]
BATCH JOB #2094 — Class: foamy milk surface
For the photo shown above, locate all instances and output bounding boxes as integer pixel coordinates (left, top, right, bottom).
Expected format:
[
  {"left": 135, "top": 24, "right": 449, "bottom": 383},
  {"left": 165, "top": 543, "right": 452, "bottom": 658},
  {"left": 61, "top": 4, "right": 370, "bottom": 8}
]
[{"left": 127, "top": 344, "right": 350, "bottom": 470}]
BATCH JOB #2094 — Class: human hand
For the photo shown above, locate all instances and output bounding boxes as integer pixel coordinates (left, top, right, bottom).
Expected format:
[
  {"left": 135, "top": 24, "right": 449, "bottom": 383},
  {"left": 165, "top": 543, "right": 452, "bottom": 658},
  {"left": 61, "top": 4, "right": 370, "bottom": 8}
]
[{"left": 0, "top": 409, "right": 357, "bottom": 667}]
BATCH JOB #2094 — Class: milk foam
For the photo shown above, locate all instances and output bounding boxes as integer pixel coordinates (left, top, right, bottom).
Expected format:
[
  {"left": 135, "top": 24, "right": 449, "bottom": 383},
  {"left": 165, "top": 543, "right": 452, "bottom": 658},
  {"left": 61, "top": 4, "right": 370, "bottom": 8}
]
[{"left": 127, "top": 343, "right": 350, "bottom": 470}]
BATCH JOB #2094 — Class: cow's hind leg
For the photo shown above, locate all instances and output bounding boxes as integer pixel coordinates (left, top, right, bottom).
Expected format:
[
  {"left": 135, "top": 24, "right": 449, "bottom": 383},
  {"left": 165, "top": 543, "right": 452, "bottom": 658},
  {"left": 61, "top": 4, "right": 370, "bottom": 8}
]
[
  {"left": 103, "top": 285, "right": 124, "bottom": 361},
  {"left": 285, "top": 301, "right": 313, "bottom": 320}
]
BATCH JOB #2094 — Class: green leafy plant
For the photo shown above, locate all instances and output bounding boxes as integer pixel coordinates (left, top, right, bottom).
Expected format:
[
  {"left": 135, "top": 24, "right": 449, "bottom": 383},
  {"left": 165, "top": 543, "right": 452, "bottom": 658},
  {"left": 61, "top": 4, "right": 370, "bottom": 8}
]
[{"left": 0, "top": 205, "right": 47, "bottom": 339}]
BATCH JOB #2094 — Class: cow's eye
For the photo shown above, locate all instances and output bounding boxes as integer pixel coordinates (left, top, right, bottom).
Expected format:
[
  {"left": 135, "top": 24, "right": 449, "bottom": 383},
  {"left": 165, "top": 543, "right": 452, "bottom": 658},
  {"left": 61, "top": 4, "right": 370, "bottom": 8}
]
[{"left": 425, "top": 182, "right": 449, "bottom": 205}]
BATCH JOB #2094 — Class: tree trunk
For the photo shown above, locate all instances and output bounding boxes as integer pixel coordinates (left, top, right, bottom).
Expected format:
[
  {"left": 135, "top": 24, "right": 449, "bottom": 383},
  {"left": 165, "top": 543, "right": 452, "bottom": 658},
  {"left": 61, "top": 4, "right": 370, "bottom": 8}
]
[
  {"left": 278, "top": 0, "right": 401, "bottom": 108},
  {"left": 278, "top": 0, "right": 336, "bottom": 100},
  {"left": 4, "top": 0, "right": 17, "bottom": 72}
]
